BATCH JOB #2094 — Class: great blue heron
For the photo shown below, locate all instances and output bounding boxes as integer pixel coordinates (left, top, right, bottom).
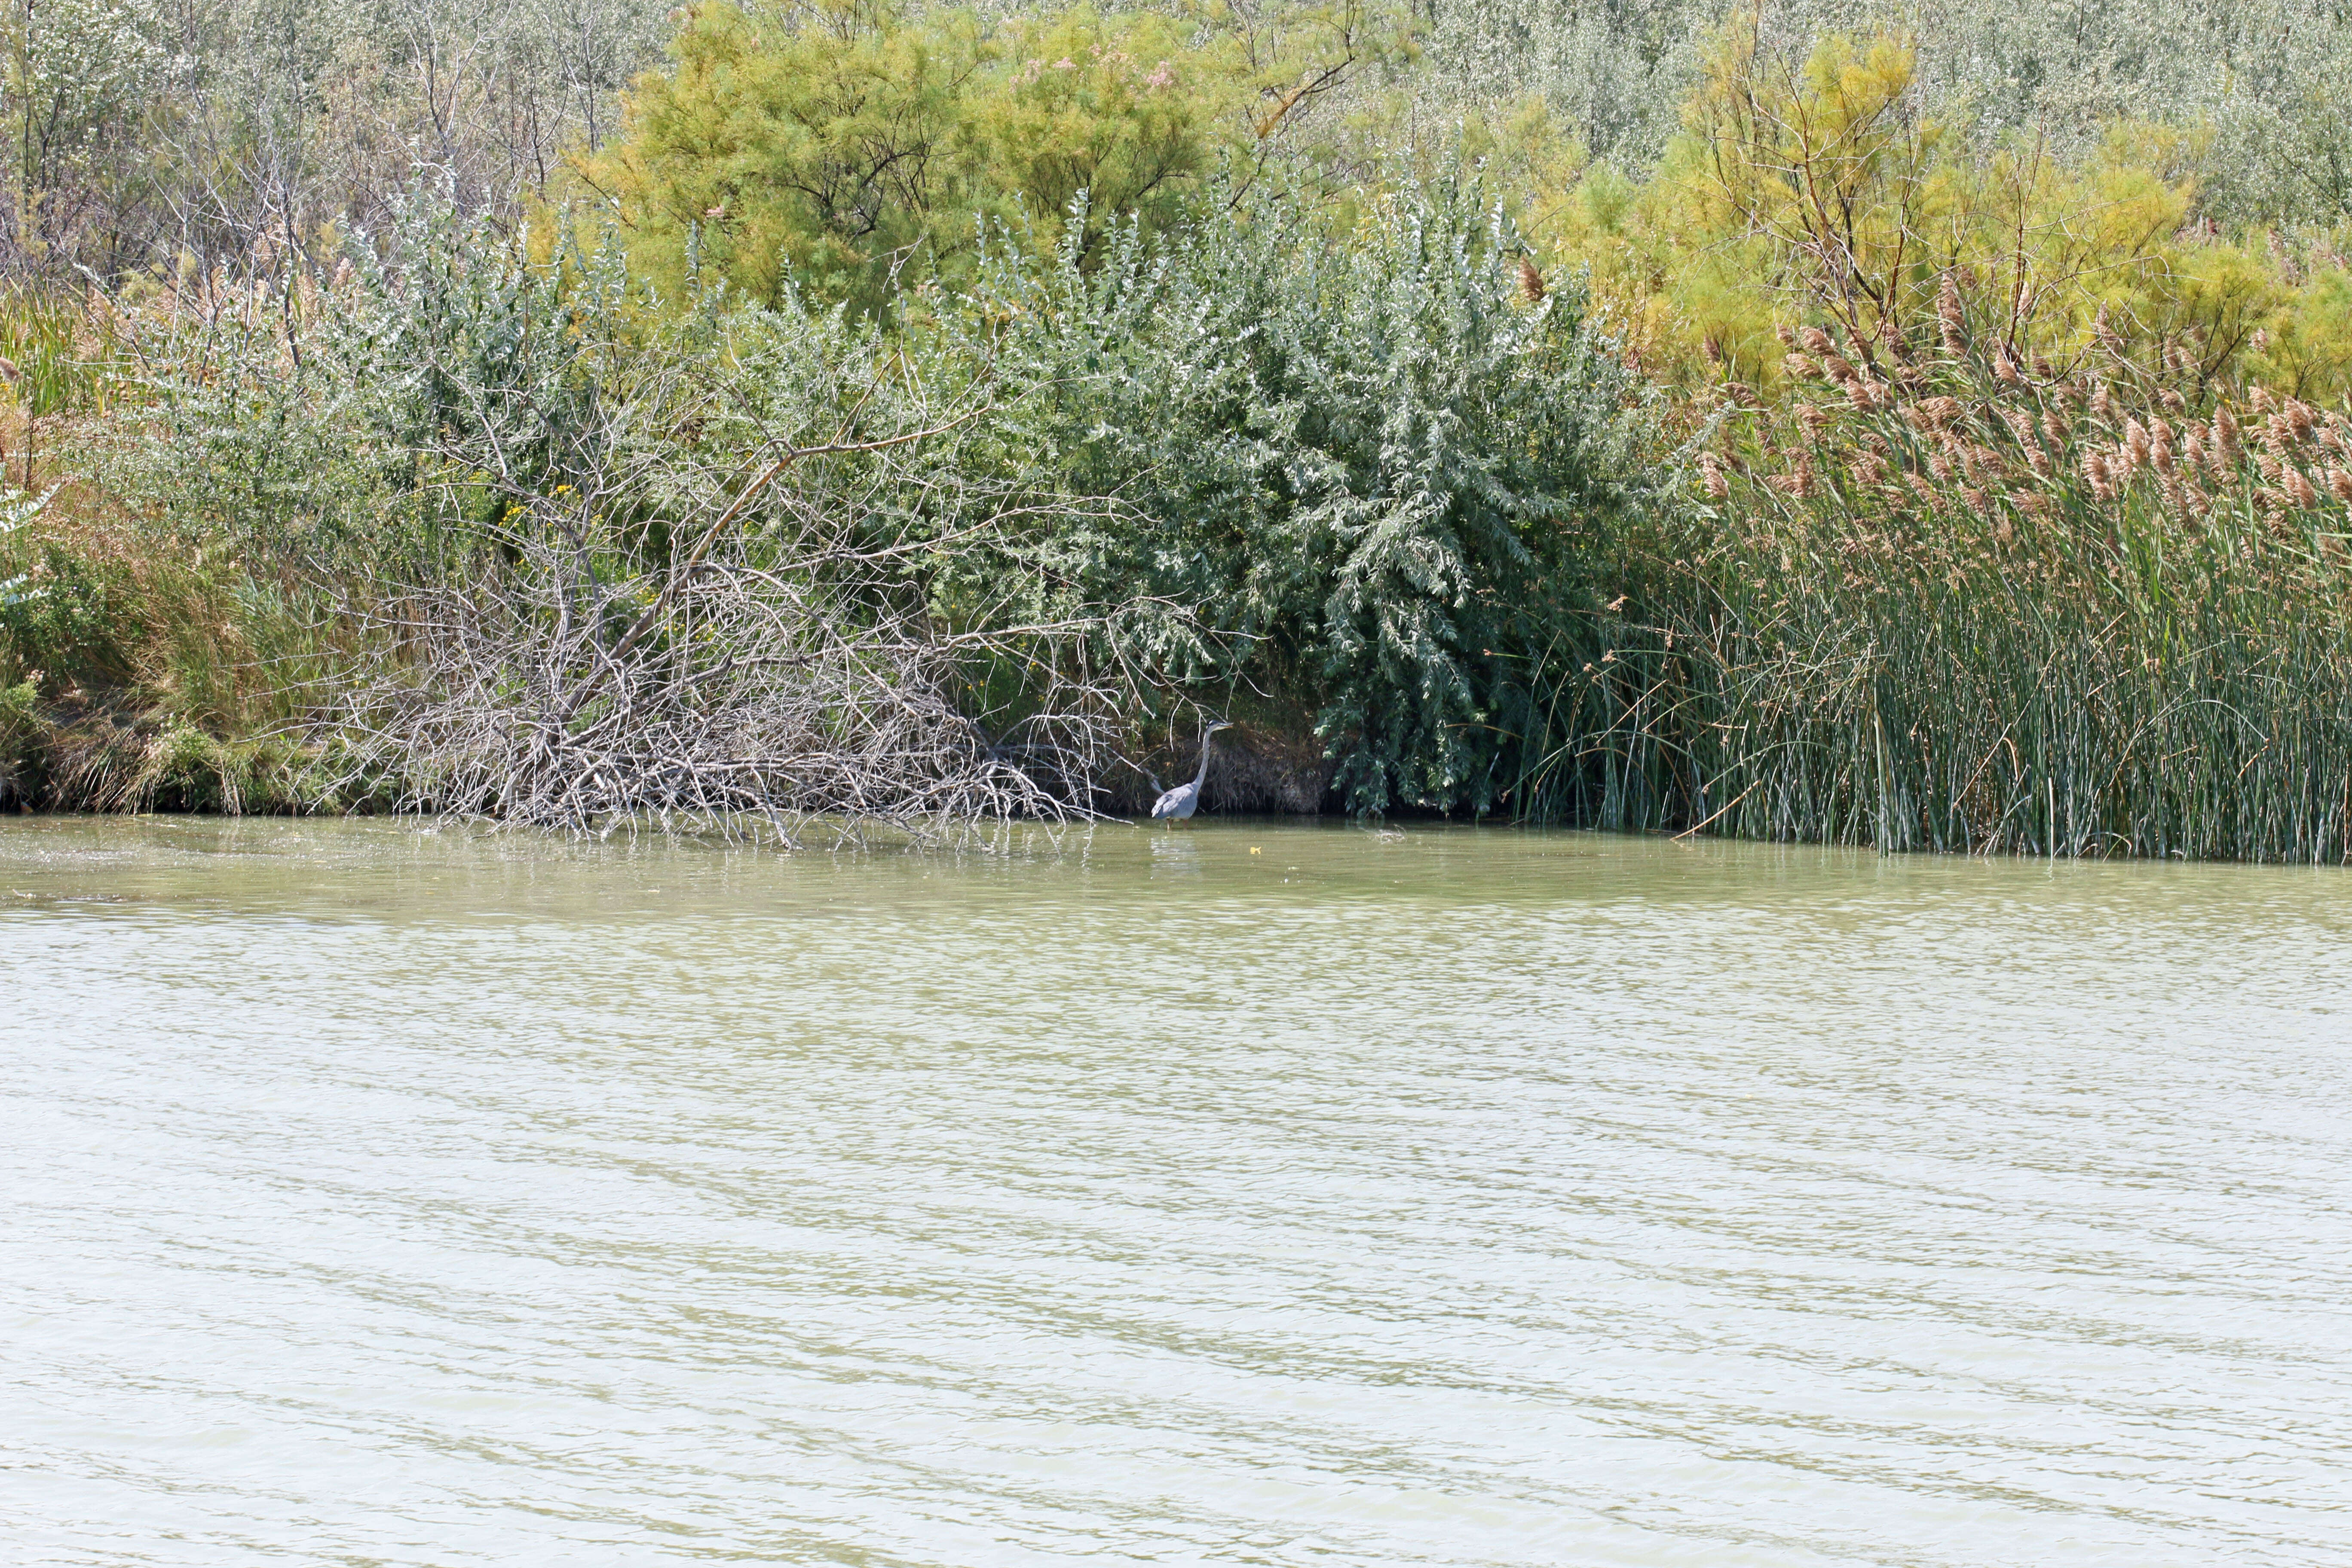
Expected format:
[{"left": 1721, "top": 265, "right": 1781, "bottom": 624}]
[{"left": 1151, "top": 721, "right": 1232, "bottom": 826}]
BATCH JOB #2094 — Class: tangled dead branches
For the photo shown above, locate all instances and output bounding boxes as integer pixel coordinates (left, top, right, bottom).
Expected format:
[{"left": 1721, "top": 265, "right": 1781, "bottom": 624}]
[{"left": 317, "top": 531, "right": 1139, "bottom": 845}]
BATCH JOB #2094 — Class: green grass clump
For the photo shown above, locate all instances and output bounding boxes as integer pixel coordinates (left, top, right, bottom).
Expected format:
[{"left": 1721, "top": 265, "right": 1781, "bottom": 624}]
[{"left": 0, "top": 464, "right": 378, "bottom": 815}]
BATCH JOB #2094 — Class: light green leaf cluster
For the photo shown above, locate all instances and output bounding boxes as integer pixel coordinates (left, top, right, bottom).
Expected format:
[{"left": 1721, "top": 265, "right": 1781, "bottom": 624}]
[{"left": 1412, "top": 0, "right": 2352, "bottom": 230}]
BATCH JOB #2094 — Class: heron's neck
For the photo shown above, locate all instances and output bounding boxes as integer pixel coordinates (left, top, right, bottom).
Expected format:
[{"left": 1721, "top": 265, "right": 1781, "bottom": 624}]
[{"left": 1192, "top": 731, "right": 1218, "bottom": 789}]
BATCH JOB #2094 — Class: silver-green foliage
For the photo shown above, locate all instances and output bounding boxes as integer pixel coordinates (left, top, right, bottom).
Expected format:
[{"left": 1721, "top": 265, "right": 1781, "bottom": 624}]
[
  {"left": 0, "top": 483, "right": 49, "bottom": 610},
  {"left": 121, "top": 177, "right": 1656, "bottom": 819},
  {"left": 119, "top": 195, "right": 1189, "bottom": 827},
  {"left": 952, "top": 177, "right": 1649, "bottom": 814}
]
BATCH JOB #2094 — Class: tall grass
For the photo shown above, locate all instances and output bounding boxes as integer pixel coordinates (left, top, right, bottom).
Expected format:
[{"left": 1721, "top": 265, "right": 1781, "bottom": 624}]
[
  {"left": 0, "top": 290, "right": 122, "bottom": 416},
  {"left": 1518, "top": 310, "right": 2352, "bottom": 861}
]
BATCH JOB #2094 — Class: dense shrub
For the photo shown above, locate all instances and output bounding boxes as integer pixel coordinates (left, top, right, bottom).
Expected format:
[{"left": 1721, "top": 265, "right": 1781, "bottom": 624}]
[
  {"left": 1533, "top": 26, "right": 2352, "bottom": 406},
  {"left": 1420, "top": 0, "right": 2352, "bottom": 230},
  {"left": 90, "top": 178, "right": 1651, "bottom": 819},
  {"left": 939, "top": 179, "right": 1649, "bottom": 813},
  {"left": 14, "top": 0, "right": 2352, "bottom": 854}
]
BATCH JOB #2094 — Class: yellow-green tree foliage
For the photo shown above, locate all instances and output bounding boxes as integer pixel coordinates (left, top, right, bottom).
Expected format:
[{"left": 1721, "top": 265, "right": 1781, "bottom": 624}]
[
  {"left": 577, "top": 0, "right": 981, "bottom": 309},
  {"left": 576, "top": 0, "right": 1269, "bottom": 310},
  {"left": 1531, "top": 17, "right": 2352, "bottom": 404}
]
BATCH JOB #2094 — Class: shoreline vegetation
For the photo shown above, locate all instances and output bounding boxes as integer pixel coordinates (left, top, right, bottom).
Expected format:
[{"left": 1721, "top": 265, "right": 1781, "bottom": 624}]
[{"left": 8, "top": 0, "right": 2352, "bottom": 857}]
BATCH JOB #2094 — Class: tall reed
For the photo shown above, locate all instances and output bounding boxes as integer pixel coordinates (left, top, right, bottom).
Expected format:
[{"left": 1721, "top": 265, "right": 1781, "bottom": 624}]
[{"left": 1519, "top": 308, "right": 2352, "bottom": 862}]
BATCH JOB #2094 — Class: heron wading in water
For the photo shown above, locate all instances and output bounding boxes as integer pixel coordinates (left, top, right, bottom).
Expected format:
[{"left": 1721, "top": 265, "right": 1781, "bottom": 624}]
[{"left": 1151, "top": 720, "right": 1231, "bottom": 827}]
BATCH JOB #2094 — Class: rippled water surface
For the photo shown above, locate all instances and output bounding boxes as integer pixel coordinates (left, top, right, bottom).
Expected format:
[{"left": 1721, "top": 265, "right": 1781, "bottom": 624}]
[{"left": 3, "top": 816, "right": 2349, "bottom": 1566}]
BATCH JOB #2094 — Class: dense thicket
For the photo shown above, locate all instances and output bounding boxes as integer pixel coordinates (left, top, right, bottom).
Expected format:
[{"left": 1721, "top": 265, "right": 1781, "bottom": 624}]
[
  {"left": 1, "top": 0, "right": 669, "bottom": 285},
  {"left": 941, "top": 190, "right": 1645, "bottom": 812},
  {"left": 8, "top": 0, "right": 2352, "bottom": 858},
  {"left": 31, "top": 178, "right": 1639, "bottom": 821},
  {"left": 1422, "top": 0, "right": 2352, "bottom": 228}
]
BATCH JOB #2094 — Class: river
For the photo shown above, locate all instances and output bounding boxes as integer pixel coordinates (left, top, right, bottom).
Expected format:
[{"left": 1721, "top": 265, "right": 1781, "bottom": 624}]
[{"left": 2, "top": 816, "right": 2347, "bottom": 1566}]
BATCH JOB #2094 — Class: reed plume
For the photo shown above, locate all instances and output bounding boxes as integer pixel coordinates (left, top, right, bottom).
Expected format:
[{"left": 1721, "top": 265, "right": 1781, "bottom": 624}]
[{"left": 1937, "top": 273, "right": 1966, "bottom": 352}]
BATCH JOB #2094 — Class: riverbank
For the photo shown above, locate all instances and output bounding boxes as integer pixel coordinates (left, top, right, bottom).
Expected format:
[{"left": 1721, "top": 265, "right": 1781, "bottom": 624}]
[
  {"left": 12, "top": 364, "right": 2352, "bottom": 859},
  {"left": 8, "top": 178, "right": 2352, "bottom": 857}
]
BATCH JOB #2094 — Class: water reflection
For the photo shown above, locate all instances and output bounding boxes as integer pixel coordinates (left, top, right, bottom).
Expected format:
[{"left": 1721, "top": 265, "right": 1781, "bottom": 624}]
[
  {"left": 2, "top": 817, "right": 2349, "bottom": 1566},
  {"left": 1148, "top": 829, "right": 1207, "bottom": 879}
]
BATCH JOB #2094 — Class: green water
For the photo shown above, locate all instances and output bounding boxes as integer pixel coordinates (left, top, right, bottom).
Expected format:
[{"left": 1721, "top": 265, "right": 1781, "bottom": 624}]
[{"left": 3, "top": 816, "right": 2347, "bottom": 1565}]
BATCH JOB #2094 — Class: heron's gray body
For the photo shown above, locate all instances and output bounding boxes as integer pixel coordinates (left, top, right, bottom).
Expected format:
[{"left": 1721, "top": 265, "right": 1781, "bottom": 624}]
[
  {"left": 1150, "top": 781, "right": 1204, "bottom": 821},
  {"left": 1151, "top": 722, "right": 1231, "bottom": 824}
]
